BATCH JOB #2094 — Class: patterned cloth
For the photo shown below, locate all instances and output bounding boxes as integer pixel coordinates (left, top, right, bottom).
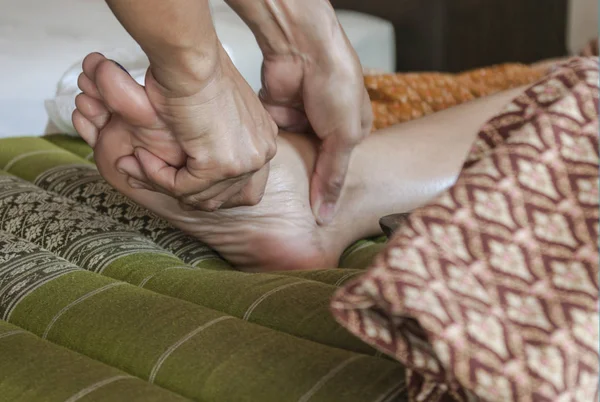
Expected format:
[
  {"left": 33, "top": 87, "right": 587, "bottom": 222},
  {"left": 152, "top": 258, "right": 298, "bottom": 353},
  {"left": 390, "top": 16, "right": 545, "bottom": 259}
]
[
  {"left": 0, "top": 320, "right": 189, "bottom": 402},
  {"left": 0, "top": 149, "right": 408, "bottom": 401},
  {"left": 332, "top": 57, "right": 599, "bottom": 401},
  {"left": 368, "top": 63, "right": 546, "bottom": 130}
]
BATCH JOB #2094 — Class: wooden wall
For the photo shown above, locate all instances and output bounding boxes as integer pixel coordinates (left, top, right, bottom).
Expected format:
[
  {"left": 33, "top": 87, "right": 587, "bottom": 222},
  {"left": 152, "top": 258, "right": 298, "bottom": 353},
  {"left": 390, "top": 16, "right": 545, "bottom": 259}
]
[{"left": 330, "top": 0, "right": 569, "bottom": 72}]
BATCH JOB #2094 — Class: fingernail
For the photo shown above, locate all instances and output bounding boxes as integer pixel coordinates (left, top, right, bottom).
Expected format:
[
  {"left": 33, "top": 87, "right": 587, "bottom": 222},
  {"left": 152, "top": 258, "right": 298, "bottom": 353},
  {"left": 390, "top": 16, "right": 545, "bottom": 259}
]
[
  {"left": 128, "top": 179, "right": 145, "bottom": 189},
  {"left": 111, "top": 60, "right": 130, "bottom": 75},
  {"left": 318, "top": 202, "right": 336, "bottom": 225}
]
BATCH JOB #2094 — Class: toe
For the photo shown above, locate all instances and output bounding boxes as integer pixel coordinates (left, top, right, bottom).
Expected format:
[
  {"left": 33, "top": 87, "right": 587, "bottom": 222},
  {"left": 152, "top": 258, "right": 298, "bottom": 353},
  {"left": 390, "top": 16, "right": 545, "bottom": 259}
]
[
  {"left": 77, "top": 73, "right": 102, "bottom": 100},
  {"left": 78, "top": 53, "right": 107, "bottom": 100},
  {"left": 72, "top": 109, "right": 99, "bottom": 148},
  {"left": 82, "top": 52, "right": 107, "bottom": 82},
  {"left": 75, "top": 93, "right": 110, "bottom": 130},
  {"left": 95, "top": 59, "right": 158, "bottom": 127}
]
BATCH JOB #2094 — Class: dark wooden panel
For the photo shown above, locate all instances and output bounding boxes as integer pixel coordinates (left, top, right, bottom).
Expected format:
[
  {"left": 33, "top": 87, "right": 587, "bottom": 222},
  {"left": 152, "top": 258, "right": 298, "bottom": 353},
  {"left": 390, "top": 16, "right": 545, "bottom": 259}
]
[
  {"left": 443, "top": 0, "right": 568, "bottom": 71},
  {"left": 330, "top": 0, "right": 568, "bottom": 72}
]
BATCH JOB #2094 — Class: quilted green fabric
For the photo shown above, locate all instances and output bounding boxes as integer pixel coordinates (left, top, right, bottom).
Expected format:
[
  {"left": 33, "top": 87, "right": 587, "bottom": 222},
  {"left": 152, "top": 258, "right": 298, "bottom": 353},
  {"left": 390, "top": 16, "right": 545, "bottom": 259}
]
[
  {"left": 0, "top": 136, "right": 403, "bottom": 402},
  {"left": 0, "top": 320, "right": 189, "bottom": 402},
  {"left": 0, "top": 232, "right": 404, "bottom": 401}
]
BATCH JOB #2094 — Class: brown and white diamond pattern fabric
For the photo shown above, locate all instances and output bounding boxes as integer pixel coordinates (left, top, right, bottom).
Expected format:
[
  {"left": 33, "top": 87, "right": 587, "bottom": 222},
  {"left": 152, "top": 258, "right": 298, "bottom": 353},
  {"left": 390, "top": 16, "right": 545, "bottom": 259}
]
[{"left": 331, "top": 57, "right": 599, "bottom": 402}]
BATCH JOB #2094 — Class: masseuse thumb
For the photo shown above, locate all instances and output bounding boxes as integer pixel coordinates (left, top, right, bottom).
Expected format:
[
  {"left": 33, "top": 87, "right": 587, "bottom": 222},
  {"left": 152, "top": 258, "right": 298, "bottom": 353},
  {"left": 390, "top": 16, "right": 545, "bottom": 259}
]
[{"left": 310, "top": 139, "right": 353, "bottom": 226}]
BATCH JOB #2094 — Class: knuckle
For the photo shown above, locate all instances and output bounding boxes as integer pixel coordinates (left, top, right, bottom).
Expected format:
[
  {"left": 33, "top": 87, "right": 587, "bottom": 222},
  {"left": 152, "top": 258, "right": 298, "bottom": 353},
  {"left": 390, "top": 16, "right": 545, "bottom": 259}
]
[
  {"left": 222, "top": 159, "right": 246, "bottom": 178},
  {"left": 326, "top": 175, "right": 345, "bottom": 194},
  {"left": 245, "top": 149, "right": 270, "bottom": 173},
  {"left": 245, "top": 189, "right": 264, "bottom": 206},
  {"left": 265, "top": 141, "right": 277, "bottom": 161},
  {"left": 249, "top": 152, "right": 266, "bottom": 171},
  {"left": 212, "top": 150, "right": 241, "bottom": 178},
  {"left": 220, "top": 145, "right": 274, "bottom": 178}
]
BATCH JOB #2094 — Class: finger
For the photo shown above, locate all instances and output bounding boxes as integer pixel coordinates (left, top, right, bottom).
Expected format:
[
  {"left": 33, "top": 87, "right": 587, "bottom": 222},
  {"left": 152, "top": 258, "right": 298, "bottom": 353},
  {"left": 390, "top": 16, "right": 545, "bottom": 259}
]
[
  {"left": 134, "top": 147, "right": 210, "bottom": 198},
  {"left": 127, "top": 177, "right": 154, "bottom": 191},
  {"left": 116, "top": 155, "right": 149, "bottom": 182},
  {"left": 360, "top": 88, "right": 374, "bottom": 136},
  {"left": 178, "top": 175, "right": 248, "bottom": 211},
  {"left": 306, "top": 85, "right": 364, "bottom": 225},
  {"left": 183, "top": 178, "right": 249, "bottom": 211},
  {"left": 262, "top": 103, "right": 310, "bottom": 133},
  {"left": 310, "top": 138, "right": 353, "bottom": 226},
  {"left": 116, "top": 154, "right": 162, "bottom": 192},
  {"left": 220, "top": 164, "right": 269, "bottom": 208},
  {"left": 135, "top": 146, "right": 258, "bottom": 212}
]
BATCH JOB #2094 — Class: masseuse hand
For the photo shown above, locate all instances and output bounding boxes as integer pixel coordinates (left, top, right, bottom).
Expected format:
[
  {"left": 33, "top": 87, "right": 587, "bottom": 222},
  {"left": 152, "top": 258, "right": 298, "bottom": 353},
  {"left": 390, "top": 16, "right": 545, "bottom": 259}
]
[
  {"left": 227, "top": 0, "right": 373, "bottom": 224},
  {"left": 104, "top": 0, "right": 278, "bottom": 211},
  {"left": 128, "top": 49, "right": 278, "bottom": 211}
]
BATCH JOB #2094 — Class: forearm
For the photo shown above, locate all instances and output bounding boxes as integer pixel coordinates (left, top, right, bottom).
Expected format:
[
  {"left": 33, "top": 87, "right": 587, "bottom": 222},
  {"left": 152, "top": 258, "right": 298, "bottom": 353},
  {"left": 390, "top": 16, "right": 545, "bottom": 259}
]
[
  {"left": 105, "top": 0, "right": 220, "bottom": 89},
  {"left": 225, "top": 0, "right": 341, "bottom": 60}
]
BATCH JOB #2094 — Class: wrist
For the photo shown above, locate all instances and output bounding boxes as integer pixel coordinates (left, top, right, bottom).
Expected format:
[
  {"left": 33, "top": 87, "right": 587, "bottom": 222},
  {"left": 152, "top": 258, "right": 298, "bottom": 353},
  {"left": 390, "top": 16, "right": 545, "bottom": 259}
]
[{"left": 148, "top": 41, "right": 226, "bottom": 96}]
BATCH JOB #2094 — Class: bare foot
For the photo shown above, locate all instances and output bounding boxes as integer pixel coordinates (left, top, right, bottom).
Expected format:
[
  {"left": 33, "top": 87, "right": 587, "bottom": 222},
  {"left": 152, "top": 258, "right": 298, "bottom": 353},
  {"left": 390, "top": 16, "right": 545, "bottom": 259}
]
[
  {"left": 72, "top": 53, "right": 185, "bottom": 168},
  {"left": 73, "top": 54, "right": 346, "bottom": 271}
]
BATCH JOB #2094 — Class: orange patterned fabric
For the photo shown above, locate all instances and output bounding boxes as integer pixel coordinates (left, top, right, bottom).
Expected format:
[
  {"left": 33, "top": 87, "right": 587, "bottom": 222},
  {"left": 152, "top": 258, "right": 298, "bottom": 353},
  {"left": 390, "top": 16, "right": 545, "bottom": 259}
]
[
  {"left": 367, "top": 64, "right": 547, "bottom": 130},
  {"left": 333, "top": 58, "right": 599, "bottom": 402}
]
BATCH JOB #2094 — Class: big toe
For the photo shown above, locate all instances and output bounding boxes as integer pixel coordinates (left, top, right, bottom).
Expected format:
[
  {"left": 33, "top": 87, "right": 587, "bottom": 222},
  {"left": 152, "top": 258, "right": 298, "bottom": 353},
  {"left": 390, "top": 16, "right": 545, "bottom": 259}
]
[
  {"left": 94, "top": 58, "right": 158, "bottom": 128},
  {"left": 79, "top": 52, "right": 108, "bottom": 100}
]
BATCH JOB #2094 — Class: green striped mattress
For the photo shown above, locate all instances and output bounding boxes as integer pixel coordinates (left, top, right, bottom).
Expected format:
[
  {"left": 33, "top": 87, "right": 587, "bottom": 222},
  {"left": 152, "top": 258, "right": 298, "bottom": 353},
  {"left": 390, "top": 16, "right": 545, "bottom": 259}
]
[{"left": 0, "top": 135, "right": 402, "bottom": 402}]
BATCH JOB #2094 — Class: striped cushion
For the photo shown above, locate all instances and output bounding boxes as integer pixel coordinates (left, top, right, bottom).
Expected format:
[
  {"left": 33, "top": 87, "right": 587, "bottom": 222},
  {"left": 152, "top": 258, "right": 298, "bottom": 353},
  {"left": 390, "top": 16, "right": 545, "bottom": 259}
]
[
  {"left": 0, "top": 228, "right": 405, "bottom": 401},
  {"left": 0, "top": 320, "right": 188, "bottom": 402}
]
